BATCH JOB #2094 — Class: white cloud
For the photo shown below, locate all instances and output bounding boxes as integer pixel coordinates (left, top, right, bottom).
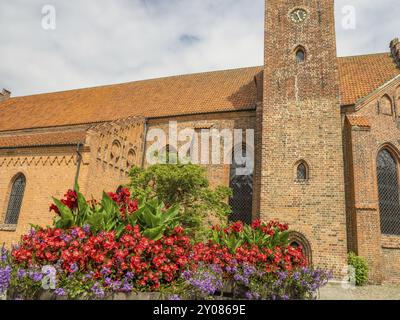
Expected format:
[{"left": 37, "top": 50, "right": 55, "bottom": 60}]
[{"left": 0, "top": 0, "right": 398, "bottom": 97}]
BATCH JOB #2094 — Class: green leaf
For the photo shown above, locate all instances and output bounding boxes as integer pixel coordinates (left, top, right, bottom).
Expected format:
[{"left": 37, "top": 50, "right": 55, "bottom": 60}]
[
  {"left": 142, "top": 225, "right": 166, "bottom": 241},
  {"left": 77, "top": 191, "right": 88, "bottom": 213},
  {"left": 52, "top": 198, "right": 74, "bottom": 228}
]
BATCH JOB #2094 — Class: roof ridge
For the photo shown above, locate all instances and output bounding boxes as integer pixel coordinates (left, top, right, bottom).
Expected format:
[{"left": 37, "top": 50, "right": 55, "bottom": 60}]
[
  {"left": 8, "top": 65, "right": 264, "bottom": 100},
  {"left": 337, "top": 51, "right": 390, "bottom": 59}
]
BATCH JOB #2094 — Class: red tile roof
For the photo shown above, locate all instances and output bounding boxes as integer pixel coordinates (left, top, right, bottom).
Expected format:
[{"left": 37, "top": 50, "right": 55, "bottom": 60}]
[
  {"left": 0, "top": 67, "right": 262, "bottom": 132},
  {"left": 0, "top": 130, "right": 87, "bottom": 148},
  {"left": 338, "top": 53, "right": 400, "bottom": 106},
  {"left": 346, "top": 115, "right": 371, "bottom": 128},
  {"left": 0, "top": 53, "right": 398, "bottom": 134}
]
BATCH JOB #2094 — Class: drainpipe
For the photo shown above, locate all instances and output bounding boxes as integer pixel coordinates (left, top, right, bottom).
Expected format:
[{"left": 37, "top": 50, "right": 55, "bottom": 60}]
[
  {"left": 74, "top": 143, "right": 82, "bottom": 190},
  {"left": 141, "top": 118, "right": 148, "bottom": 168}
]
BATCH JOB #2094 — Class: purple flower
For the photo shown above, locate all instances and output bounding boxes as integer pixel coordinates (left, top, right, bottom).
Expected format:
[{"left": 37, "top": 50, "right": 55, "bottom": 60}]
[
  {"left": 168, "top": 295, "right": 181, "bottom": 300},
  {"left": 245, "top": 291, "right": 253, "bottom": 300},
  {"left": 277, "top": 271, "right": 287, "bottom": 280},
  {"left": 293, "top": 272, "right": 300, "bottom": 281},
  {"left": 82, "top": 224, "right": 91, "bottom": 234},
  {"left": 101, "top": 267, "right": 111, "bottom": 276},
  {"left": 185, "top": 269, "right": 223, "bottom": 296},
  {"left": 112, "top": 281, "right": 122, "bottom": 290},
  {"left": 125, "top": 272, "right": 134, "bottom": 280},
  {"left": 0, "top": 246, "right": 8, "bottom": 263},
  {"left": 182, "top": 270, "right": 192, "bottom": 281},
  {"left": 28, "top": 271, "right": 43, "bottom": 282},
  {"left": 17, "top": 269, "right": 26, "bottom": 278},
  {"left": 91, "top": 283, "right": 105, "bottom": 299},
  {"left": 70, "top": 263, "right": 78, "bottom": 273},
  {"left": 120, "top": 281, "right": 133, "bottom": 293},
  {"left": 0, "top": 266, "right": 12, "bottom": 294},
  {"left": 242, "top": 264, "right": 256, "bottom": 277},
  {"left": 104, "top": 277, "right": 112, "bottom": 286},
  {"left": 55, "top": 288, "right": 67, "bottom": 296}
]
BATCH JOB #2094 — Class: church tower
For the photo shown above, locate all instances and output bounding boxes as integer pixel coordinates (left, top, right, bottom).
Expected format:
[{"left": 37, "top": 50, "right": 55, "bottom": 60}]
[{"left": 259, "top": 0, "right": 348, "bottom": 275}]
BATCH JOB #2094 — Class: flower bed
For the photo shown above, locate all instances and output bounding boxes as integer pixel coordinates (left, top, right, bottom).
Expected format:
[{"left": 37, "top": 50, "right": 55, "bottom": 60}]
[{"left": 0, "top": 187, "right": 331, "bottom": 300}]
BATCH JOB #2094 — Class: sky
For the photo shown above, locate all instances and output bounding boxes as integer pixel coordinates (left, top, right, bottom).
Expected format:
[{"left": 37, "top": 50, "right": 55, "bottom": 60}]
[{"left": 0, "top": 0, "right": 399, "bottom": 97}]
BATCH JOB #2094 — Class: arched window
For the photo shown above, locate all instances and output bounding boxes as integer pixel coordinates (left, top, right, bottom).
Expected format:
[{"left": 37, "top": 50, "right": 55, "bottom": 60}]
[
  {"left": 294, "top": 160, "right": 309, "bottom": 182},
  {"left": 4, "top": 174, "right": 26, "bottom": 225},
  {"left": 377, "top": 149, "right": 400, "bottom": 235},
  {"left": 297, "top": 162, "right": 308, "bottom": 181},
  {"left": 229, "top": 144, "right": 253, "bottom": 224},
  {"left": 288, "top": 231, "right": 312, "bottom": 265},
  {"left": 295, "top": 47, "right": 306, "bottom": 63}
]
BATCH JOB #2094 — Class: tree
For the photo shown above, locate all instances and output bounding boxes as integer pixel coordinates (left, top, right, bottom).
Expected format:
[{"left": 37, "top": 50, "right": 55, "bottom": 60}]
[{"left": 128, "top": 163, "right": 232, "bottom": 238}]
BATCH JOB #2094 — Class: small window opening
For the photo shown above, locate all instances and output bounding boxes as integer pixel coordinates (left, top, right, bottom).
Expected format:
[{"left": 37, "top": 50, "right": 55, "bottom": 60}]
[{"left": 296, "top": 48, "right": 305, "bottom": 63}]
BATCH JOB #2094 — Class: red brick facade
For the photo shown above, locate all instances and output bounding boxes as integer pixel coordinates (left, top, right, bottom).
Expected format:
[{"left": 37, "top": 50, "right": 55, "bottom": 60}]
[
  {"left": 0, "top": 0, "right": 400, "bottom": 283},
  {"left": 258, "top": 0, "right": 348, "bottom": 278}
]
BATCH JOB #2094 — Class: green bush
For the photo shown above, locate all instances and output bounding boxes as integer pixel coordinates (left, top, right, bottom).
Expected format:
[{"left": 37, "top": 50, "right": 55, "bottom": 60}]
[
  {"left": 128, "top": 163, "right": 232, "bottom": 238},
  {"left": 348, "top": 252, "right": 369, "bottom": 286}
]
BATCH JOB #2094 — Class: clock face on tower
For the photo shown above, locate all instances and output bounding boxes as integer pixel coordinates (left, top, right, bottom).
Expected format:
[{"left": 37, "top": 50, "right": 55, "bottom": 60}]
[{"left": 290, "top": 9, "right": 308, "bottom": 23}]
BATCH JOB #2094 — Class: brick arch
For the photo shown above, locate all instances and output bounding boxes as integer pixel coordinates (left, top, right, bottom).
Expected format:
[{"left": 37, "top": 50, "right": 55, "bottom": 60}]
[
  {"left": 377, "top": 143, "right": 400, "bottom": 163},
  {"left": 288, "top": 231, "right": 313, "bottom": 265},
  {"left": 379, "top": 94, "right": 393, "bottom": 115},
  {"left": 293, "top": 45, "right": 307, "bottom": 63}
]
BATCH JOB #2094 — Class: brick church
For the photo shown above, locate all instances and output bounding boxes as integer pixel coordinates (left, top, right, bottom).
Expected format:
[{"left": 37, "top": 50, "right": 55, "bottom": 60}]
[{"left": 1, "top": 0, "right": 400, "bottom": 283}]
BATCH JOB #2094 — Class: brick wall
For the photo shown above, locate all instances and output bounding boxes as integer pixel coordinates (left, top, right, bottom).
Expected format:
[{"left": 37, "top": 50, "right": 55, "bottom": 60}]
[
  {"left": 0, "top": 112, "right": 257, "bottom": 246},
  {"left": 83, "top": 118, "right": 145, "bottom": 200},
  {"left": 260, "top": 0, "right": 348, "bottom": 277},
  {"left": 146, "top": 111, "right": 257, "bottom": 224},
  {"left": 0, "top": 146, "right": 85, "bottom": 247},
  {"left": 344, "top": 79, "right": 400, "bottom": 283}
]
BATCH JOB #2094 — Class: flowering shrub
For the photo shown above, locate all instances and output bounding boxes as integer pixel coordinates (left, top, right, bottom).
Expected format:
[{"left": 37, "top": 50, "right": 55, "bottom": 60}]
[
  {"left": 210, "top": 220, "right": 291, "bottom": 252},
  {"left": 0, "top": 246, "right": 12, "bottom": 296},
  {"left": 3, "top": 214, "right": 331, "bottom": 300},
  {"left": 49, "top": 187, "right": 179, "bottom": 240},
  {"left": 9, "top": 224, "right": 192, "bottom": 298},
  {"left": 168, "top": 262, "right": 331, "bottom": 301}
]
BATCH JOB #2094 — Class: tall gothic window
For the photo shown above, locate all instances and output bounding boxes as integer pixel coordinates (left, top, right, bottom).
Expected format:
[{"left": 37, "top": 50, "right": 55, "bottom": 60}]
[
  {"left": 229, "top": 144, "right": 253, "bottom": 224},
  {"left": 377, "top": 149, "right": 400, "bottom": 235},
  {"left": 4, "top": 174, "right": 26, "bottom": 225}
]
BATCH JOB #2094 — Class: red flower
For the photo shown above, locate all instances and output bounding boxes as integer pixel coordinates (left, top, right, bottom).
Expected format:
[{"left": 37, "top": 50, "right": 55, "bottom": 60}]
[{"left": 251, "top": 219, "right": 261, "bottom": 229}]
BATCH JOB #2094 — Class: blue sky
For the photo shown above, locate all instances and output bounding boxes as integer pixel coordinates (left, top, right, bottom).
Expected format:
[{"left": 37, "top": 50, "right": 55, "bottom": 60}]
[{"left": 0, "top": 0, "right": 399, "bottom": 97}]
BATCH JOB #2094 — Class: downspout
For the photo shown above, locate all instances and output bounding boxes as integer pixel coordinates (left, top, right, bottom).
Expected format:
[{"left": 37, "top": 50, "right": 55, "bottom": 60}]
[
  {"left": 141, "top": 118, "right": 148, "bottom": 168},
  {"left": 74, "top": 143, "right": 82, "bottom": 190}
]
